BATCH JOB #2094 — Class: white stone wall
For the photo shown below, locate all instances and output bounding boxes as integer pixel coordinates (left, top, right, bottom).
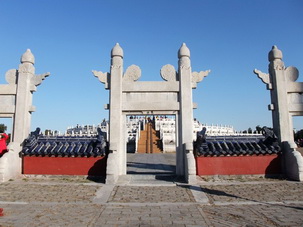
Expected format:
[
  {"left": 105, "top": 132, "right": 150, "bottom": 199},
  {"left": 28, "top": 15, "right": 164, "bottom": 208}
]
[
  {"left": 125, "top": 118, "right": 143, "bottom": 153},
  {"left": 156, "top": 117, "right": 176, "bottom": 152}
]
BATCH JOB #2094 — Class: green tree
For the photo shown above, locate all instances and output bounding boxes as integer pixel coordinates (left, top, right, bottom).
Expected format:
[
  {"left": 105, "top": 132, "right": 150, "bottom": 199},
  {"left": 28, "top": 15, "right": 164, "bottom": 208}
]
[
  {"left": 248, "top": 127, "right": 252, "bottom": 134},
  {"left": 295, "top": 129, "right": 303, "bottom": 141},
  {"left": 0, "top": 124, "right": 7, "bottom": 133},
  {"left": 45, "top": 129, "right": 52, "bottom": 136},
  {"left": 256, "top": 125, "right": 262, "bottom": 134}
]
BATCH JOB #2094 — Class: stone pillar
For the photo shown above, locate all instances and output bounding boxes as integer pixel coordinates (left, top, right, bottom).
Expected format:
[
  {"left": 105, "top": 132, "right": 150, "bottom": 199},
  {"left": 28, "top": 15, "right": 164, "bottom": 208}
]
[
  {"left": 267, "top": 47, "right": 303, "bottom": 180},
  {"left": 13, "top": 50, "right": 35, "bottom": 143},
  {"left": 177, "top": 43, "right": 196, "bottom": 183},
  {"left": 106, "top": 43, "right": 124, "bottom": 183},
  {"left": 254, "top": 46, "right": 303, "bottom": 181},
  {"left": 268, "top": 46, "right": 293, "bottom": 143},
  {"left": 0, "top": 49, "right": 49, "bottom": 182}
]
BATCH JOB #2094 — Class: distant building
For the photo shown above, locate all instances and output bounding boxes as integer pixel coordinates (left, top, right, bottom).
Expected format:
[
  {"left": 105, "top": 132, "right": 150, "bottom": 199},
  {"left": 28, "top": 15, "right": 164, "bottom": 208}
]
[
  {"left": 65, "top": 120, "right": 108, "bottom": 140},
  {"left": 65, "top": 117, "right": 260, "bottom": 153}
]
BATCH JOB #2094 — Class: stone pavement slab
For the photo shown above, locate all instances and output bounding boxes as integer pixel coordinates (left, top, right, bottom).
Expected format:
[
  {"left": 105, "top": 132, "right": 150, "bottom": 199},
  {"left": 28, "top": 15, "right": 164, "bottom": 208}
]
[
  {"left": 0, "top": 177, "right": 302, "bottom": 226},
  {"left": 200, "top": 181, "right": 303, "bottom": 204},
  {"left": 92, "top": 204, "right": 209, "bottom": 227},
  {"left": 203, "top": 203, "right": 303, "bottom": 227},
  {"left": 0, "top": 204, "right": 102, "bottom": 227},
  {"left": 0, "top": 182, "right": 99, "bottom": 203},
  {"left": 108, "top": 185, "right": 195, "bottom": 203},
  {"left": 127, "top": 153, "right": 175, "bottom": 175}
]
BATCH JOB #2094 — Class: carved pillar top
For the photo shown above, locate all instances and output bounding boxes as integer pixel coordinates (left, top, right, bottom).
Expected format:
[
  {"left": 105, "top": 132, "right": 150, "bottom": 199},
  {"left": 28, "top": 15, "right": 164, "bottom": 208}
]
[
  {"left": 178, "top": 43, "right": 190, "bottom": 58},
  {"left": 4, "top": 49, "right": 50, "bottom": 90},
  {"left": 268, "top": 46, "right": 285, "bottom": 73},
  {"left": 11, "top": 49, "right": 50, "bottom": 143},
  {"left": 177, "top": 43, "right": 210, "bottom": 87},
  {"left": 18, "top": 49, "right": 35, "bottom": 75},
  {"left": 254, "top": 45, "right": 286, "bottom": 89},
  {"left": 111, "top": 43, "right": 123, "bottom": 68},
  {"left": 268, "top": 45, "right": 283, "bottom": 62},
  {"left": 254, "top": 45, "right": 299, "bottom": 144},
  {"left": 21, "top": 49, "right": 35, "bottom": 64},
  {"left": 111, "top": 43, "right": 123, "bottom": 58}
]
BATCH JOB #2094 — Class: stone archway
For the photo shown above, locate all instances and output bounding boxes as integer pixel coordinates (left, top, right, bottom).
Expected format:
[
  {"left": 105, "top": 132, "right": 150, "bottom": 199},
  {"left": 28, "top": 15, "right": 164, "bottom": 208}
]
[{"left": 94, "top": 43, "right": 210, "bottom": 184}]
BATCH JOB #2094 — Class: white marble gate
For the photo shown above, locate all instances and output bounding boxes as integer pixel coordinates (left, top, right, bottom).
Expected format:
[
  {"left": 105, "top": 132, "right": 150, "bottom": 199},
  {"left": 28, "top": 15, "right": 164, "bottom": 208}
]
[{"left": 94, "top": 43, "right": 210, "bottom": 184}]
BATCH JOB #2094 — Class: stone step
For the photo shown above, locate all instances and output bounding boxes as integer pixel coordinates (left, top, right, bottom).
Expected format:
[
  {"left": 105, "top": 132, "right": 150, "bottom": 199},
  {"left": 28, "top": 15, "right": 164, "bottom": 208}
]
[
  {"left": 137, "top": 123, "right": 162, "bottom": 154},
  {"left": 151, "top": 147, "right": 162, "bottom": 153},
  {"left": 117, "top": 174, "right": 179, "bottom": 185}
]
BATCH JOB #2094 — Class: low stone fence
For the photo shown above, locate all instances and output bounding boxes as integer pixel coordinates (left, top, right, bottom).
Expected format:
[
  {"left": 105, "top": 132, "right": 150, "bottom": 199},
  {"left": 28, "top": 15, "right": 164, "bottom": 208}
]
[
  {"left": 196, "top": 155, "right": 281, "bottom": 176},
  {"left": 21, "top": 134, "right": 107, "bottom": 176},
  {"left": 194, "top": 133, "right": 282, "bottom": 176}
]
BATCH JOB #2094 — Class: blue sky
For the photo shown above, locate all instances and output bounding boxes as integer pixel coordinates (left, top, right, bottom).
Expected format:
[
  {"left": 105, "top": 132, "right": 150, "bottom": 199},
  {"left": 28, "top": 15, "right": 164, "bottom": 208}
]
[{"left": 0, "top": 0, "right": 302, "bottom": 134}]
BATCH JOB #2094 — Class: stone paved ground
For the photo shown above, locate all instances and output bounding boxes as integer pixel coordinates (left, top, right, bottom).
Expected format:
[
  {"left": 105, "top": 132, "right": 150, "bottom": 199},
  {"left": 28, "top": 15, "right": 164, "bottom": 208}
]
[
  {"left": 127, "top": 153, "right": 175, "bottom": 175},
  {"left": 0, "top": 176, "right": 302, "bottom": 227},
  {"left": 108, "top": 186, "right": 195, "bottom": 203},
  {"left": 203, "top": 203, "right": 303, "bottom": 227},
  {"left": 201, "top": 181, "right": 303, "bottom": 204},
  {"left": 0, "top": 181, "right": 99, "bottom": 203}
]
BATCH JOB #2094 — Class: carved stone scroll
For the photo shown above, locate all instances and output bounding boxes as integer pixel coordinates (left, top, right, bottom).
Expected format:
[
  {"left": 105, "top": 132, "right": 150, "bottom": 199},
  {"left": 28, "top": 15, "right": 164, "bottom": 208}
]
[
  {"left": 31, "top": 73, "right": 50, "bottom": 86},
  {"left": 254, "top": 69, "right": 272, "bottom": 89},
  {"left": 92, "top": 70, "right": 109, "bottom": 89},
  {"left": 160, "top": 64, "right": 177, "bottom": 81},
  {"left": 5, "top": 69, "right": 18, "bottom": 84},
  {"left": 192, "top": 70, "right": 210, "bottom": 88},
  {"left": 123, "top": 65, "right": 141, "bottom": 82}
]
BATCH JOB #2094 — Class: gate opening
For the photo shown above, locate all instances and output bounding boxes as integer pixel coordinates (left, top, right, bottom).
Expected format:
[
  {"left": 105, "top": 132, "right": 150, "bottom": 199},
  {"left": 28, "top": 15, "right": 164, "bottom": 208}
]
[{"left": 126, "top": 115, "right": 176, "bottom": 175}]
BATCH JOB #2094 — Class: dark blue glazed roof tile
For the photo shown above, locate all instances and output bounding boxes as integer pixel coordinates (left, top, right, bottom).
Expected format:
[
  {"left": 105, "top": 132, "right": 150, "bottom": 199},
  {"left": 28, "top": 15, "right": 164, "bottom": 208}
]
[
  {"left": 194, "top": 130, "right": 281, "bottom": 157},
  {"left": 21, "top": 134, "right": 107, "bottom": 157}
]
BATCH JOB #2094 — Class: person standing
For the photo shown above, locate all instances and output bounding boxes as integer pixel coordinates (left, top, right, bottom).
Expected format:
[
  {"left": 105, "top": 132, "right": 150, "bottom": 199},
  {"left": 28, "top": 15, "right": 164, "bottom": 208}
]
[{"left": 0, "top": 133, "right": 9, "bottom": 156}]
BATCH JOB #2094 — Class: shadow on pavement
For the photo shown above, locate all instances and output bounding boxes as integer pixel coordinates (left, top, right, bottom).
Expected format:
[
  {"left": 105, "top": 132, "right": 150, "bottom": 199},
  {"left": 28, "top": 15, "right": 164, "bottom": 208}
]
[
  {"left": 200, "top": 187, "right": 303, "bottom": 211},
  {"left": 127, "top": 161, "right": 175, "bottom": 173}
]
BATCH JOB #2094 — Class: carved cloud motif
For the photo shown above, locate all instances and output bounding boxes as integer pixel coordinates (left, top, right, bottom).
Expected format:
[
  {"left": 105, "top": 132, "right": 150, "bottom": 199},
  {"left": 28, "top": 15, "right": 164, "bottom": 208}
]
[
  {"left": 92, "top": 70, "right": 108, "bottom": 84},
  {"left": 254, "top": 69, "right": 270, "bottom": 85},
  {"left": 192, "top": 70, "right": 210, "bottom": 83},
  {"left": 31, "top": 73, "right": 50, "bottom": 86},
  {"left": 124, "top": 65, "right": 141, "bottom": 81},
  {"left": 160, "top": 64, "right": 177, "bottom": 81}
]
